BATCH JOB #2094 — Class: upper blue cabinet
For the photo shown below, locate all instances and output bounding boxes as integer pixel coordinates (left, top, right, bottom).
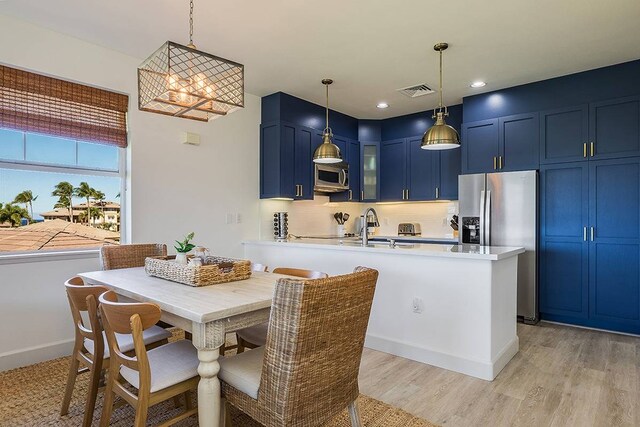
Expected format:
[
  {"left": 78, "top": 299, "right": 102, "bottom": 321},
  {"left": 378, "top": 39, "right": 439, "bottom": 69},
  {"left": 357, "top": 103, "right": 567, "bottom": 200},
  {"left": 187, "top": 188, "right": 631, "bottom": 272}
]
[
  {"left": 260, "top": 121, "right": 316, "bottom": 200},
  {"left": 379, "top": 136, "right": 460, "bottom": 201},
  {"left": 541, "top": 96, "right": 640, "bottom": 164},
  {"left": 462, "top": 113, "right": 539, "bottom": 174},
  {"left": 330, "top": 137, "right": 361, "bottom": 202}
]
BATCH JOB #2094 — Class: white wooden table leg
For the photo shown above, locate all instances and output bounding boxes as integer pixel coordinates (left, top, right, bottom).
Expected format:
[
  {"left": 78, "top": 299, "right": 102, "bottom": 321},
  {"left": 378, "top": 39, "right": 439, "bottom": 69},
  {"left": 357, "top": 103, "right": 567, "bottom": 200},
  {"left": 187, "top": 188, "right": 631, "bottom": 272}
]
[{"left": 193, "top": 321, "right": 225, "bottom": 427}]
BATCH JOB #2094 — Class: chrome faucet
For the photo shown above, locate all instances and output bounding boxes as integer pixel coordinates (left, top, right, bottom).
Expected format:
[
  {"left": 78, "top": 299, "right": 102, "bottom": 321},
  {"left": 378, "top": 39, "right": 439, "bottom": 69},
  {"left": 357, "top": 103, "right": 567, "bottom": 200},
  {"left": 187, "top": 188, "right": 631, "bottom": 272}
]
[{"left": 361, "top": 207, "right": 380, "bottom": 246}]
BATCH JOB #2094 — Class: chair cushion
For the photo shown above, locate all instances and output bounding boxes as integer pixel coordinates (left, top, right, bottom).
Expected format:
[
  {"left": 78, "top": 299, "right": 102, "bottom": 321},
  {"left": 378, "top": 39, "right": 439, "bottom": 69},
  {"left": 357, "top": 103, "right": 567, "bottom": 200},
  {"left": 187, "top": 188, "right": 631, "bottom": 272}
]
[
  {"left": 84, "top": 325, "right": 172, "bottom": 358},
  {"left": 219, "top": 346, "right": 264, "bottom": 400},
  {"left": 120, "top": 340, "right": 199, "bottom": 393},
  {"left": 236, "top": 322, "right": 268, "bottom": 347}
]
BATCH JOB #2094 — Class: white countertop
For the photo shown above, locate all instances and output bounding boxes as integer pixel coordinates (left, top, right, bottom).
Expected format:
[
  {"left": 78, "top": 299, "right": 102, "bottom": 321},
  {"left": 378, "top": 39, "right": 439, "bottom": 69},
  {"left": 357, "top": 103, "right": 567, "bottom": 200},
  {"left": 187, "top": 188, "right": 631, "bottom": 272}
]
[{"left": 243, "top": 239, "right": 524, "bottom": 261}]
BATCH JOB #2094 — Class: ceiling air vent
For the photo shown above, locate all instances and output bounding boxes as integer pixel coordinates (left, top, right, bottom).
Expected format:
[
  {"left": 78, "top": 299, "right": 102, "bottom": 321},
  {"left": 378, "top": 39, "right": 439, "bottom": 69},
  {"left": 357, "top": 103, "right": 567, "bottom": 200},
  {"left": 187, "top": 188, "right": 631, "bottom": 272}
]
[{"left": 397, "top": 84, "right": 435, "bottom": 98}]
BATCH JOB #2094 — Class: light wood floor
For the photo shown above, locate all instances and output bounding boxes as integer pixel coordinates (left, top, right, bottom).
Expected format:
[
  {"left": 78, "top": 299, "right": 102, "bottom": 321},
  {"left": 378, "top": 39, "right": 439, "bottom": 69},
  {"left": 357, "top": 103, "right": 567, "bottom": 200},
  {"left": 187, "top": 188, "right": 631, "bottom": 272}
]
[{"left": 358, "top": 322, "right": 640, "bottom": 427}]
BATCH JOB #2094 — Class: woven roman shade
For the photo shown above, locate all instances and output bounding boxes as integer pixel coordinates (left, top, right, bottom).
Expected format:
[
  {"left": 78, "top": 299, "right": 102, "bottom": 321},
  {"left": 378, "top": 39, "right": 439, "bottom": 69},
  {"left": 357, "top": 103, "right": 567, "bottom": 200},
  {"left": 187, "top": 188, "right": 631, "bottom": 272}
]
[{"left": 0, "top": 65, "right": 129, "bottom": 148}]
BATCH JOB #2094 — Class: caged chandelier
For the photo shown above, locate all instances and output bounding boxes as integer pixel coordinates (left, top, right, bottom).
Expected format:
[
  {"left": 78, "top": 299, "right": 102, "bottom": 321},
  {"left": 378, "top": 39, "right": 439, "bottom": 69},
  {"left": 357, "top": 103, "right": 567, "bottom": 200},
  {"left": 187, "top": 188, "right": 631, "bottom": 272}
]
[{"left": 137, "top": 0, "right": 244, "bottom": 122}]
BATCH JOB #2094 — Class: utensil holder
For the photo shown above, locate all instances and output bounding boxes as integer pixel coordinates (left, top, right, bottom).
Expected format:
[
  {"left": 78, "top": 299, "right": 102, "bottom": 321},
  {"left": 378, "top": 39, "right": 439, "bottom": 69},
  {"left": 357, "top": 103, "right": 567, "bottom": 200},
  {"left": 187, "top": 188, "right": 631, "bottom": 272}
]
[{"left": 337, "top": 224, "right": 345, "bottom": 237}]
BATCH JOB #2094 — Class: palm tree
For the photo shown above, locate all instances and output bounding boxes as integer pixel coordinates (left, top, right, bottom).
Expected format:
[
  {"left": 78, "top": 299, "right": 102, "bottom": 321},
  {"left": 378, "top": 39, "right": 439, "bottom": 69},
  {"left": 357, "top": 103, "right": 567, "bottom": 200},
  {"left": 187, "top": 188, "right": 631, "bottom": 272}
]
[
  {"left": 13, "top": 190, "right": 38, "bottom": 223},
  {"left": 0, "top": 203, "right": 29, "bottom": 227},
  {"left": 52, "top": 182, "right": 75, "bottom": 223},
  {"left": 79, "top": 207, "right": 103, "bottom": 226},
  {"left": 91, "top": 189, "right": 106, "bottom": 223},
  {"left": 74, "top": 182, "right": 95, "bottom": 226}
]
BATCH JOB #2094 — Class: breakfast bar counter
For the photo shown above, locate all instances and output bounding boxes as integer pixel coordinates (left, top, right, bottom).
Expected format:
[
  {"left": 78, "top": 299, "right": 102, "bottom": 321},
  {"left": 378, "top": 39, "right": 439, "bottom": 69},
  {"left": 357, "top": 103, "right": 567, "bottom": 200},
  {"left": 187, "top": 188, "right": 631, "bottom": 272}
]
[{"left": 243, "top": 239, "right": 524, "bottom": 380}]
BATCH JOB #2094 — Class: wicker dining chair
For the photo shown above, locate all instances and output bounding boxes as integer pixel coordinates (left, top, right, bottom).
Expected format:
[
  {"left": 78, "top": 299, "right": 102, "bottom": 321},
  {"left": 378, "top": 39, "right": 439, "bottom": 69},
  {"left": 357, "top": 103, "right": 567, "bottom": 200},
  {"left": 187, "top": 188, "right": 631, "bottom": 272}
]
[
  {"left": 61, "top": 277, "right": 171, "bottom": 427},
  {"left": 98, "top": 291, "right": 200, "bottom": 427},
  {"left": 235, "top": 267, "right": 328, "bottom": 353},
  {"left": 219, "top": 266, "right": 379, "bottom": 427},
  {"left": 99, "top": 243, "right": 167, "bottom": 271}
]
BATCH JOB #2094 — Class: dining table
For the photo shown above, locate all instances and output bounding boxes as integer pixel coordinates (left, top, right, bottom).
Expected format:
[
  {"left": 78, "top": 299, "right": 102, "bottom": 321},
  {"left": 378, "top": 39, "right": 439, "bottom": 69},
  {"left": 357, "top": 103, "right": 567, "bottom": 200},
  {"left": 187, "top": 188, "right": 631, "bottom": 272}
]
[{"left": 79, "top": 266, "right": 289, "bottom": 427}]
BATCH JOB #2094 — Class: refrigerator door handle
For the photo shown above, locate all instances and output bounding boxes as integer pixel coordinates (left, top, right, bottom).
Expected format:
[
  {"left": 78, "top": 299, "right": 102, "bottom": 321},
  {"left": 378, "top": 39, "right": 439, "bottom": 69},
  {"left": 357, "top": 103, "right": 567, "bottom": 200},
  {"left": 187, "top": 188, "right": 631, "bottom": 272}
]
[
  {"left": 479, "top": 190, "right": 486, "bottom": 246},
  {"left": 485, "top": 190, "right": 491, "bottom": 246}
]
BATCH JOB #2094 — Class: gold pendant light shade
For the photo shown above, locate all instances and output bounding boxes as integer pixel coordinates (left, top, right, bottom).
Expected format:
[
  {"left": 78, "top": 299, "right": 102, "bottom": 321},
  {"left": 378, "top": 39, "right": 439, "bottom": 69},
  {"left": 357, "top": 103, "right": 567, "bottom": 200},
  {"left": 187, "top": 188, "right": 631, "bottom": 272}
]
[
  {"left": 313, "top": 79, "right": 343, "bottom": 164},
  {"left": 421, "top": 42, "right": 460, "bottom": 150},
  {"left": 421, "top": 111, "right": 460, "bottom": 150}
]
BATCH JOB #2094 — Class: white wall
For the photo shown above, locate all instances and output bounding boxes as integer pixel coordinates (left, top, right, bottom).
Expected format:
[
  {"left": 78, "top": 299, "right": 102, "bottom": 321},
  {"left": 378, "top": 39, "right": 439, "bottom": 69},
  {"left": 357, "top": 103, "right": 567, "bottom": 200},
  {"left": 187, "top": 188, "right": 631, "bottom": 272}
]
[{"left": 0, "top": 14, "right": 261, "bottom": 370}]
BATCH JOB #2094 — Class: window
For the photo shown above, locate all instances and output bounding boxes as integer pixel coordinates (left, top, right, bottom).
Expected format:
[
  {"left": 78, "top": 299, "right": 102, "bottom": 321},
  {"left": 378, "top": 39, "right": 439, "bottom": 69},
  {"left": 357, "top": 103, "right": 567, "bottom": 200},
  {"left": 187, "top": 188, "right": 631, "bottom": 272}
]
[{"left": 0, "top": 65, "right": 128, "bottom": 254}]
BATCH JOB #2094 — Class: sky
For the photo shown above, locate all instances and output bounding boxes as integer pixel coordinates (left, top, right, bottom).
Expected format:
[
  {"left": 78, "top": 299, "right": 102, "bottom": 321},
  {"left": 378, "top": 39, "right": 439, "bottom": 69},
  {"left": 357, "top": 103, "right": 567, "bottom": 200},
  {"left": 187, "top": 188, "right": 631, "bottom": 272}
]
[{"left": 0, "top": 129, "right": 121, "bottom": 220}]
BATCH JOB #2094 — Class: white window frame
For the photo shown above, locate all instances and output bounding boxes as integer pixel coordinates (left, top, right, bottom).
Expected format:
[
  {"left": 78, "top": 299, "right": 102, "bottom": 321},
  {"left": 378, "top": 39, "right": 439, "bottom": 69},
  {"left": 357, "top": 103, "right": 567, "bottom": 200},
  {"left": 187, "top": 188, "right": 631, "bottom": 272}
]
[{"left": 0, "top": 135, "right": 127, "bottom": 264}]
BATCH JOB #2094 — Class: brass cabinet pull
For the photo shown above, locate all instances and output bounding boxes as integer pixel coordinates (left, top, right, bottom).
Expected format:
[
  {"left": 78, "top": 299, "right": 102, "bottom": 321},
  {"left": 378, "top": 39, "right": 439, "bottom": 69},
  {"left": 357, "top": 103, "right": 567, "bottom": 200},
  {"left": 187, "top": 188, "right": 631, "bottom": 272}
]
[
  {"left": 406, "top": 189, "right": 409, "bottom": 200},
  {"left": 435, "top": 187, "right": 439, "bottom": 199},
  {"left": 583, "top": 226, "right": 587, "bottom": 241},
  {"left": 493, "top": 156, "right": 497, "bottom": 170},
  {"left": 361, "top": 190, "right": 364, "bottom": 200},
  {"left": 348, "top": 190, "right": 352, "bottom": 201},
  {"left": 590, "top": 142, "right": 595, "bottom": 157},
  {"left": 499, "top": 156, "right": 503, "bottom": 170},
  {"left": 583, "top": 143, "right": 587, "bottom": 158},
  {"left": 299, "top": 184, "right": 303, "bottom": 196},
  {"left": 295, "top": 184, "right": 299, "bottom": 197},
  {"left": 590, "top": 226, "right": 595, "bottom": 241}
]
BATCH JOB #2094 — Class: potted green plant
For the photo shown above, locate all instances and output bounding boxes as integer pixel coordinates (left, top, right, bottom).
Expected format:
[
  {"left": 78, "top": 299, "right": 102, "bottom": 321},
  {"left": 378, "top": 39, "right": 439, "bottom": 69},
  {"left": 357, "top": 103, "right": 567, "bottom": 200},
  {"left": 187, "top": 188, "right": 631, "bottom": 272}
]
[{"left": 174, "top": 232, "right": 195, "bottom": 265}]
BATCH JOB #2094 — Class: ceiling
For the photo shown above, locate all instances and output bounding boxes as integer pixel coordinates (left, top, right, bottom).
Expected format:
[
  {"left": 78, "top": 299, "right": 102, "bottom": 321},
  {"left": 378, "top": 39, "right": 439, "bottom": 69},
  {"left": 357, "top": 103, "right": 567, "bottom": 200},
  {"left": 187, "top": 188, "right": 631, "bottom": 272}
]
[{"left": 1, "top": 0, "right": 640, "bottom": 119}]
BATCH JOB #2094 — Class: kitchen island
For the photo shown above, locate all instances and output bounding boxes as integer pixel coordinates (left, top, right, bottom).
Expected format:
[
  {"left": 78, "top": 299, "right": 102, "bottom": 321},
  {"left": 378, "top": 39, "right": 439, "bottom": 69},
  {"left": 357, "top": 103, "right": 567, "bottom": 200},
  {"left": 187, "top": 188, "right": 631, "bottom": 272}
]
[{"left": 243, "top": 239, "right": 524, "bottom": 380}]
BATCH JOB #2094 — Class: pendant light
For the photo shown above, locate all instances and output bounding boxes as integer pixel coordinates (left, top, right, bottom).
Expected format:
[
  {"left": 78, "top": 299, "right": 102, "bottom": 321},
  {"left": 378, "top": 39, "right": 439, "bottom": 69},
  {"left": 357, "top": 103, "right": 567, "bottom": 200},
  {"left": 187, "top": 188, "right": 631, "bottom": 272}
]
[
  {"left": 421, "top": 43, "right": 460, "bottom": 150},
  {"left": 137, "top": 0, "right": 244, "bottom": 122},
  {"left": 313, "top": 79, "right": 343, "bottom": 163}
]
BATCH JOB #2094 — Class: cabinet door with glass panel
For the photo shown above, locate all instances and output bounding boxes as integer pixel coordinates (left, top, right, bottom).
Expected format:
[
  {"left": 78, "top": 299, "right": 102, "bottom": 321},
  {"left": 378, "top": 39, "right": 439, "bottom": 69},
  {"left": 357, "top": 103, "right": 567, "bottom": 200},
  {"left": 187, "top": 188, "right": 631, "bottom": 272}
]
[{"left": 360, "top": 142, "right": 379, "bottom": 202}]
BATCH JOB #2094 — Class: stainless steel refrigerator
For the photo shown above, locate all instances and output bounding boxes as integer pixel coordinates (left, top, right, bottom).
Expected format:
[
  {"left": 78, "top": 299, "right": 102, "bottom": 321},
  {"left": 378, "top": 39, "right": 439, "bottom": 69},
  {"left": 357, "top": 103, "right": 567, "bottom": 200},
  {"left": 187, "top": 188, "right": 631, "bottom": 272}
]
[{"left": 458, "top": 171, "right": 538, "bottom": 324}]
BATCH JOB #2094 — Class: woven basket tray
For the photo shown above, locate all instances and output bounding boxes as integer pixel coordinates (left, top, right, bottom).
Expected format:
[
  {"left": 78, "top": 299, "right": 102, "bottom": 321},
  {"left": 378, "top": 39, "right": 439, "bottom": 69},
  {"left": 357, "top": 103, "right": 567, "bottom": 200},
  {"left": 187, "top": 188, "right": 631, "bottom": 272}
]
[{"left": 144, "top": 255, "right": 252, "bottom": 287}]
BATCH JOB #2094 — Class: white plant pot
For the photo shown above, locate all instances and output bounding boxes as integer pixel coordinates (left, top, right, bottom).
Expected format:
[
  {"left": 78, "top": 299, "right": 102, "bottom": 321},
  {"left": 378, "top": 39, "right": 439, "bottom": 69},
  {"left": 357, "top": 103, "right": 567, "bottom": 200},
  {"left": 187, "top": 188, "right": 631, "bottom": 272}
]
[{"left": 175, "top": 252, "right": 188, "bottom": 265}]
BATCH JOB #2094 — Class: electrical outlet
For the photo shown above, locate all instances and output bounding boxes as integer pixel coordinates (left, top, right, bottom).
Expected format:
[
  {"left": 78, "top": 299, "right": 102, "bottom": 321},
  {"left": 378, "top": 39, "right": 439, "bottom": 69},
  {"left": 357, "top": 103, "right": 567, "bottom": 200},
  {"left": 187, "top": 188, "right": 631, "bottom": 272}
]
[
  {"left": 225, "top": 213, "right": 233, "bottom": 224},
  {"left": 235, "top": 213, "right": 242, "bottom": 224},
  {"left": 412, "top": 297, "right": 423, "bottom": 314}
]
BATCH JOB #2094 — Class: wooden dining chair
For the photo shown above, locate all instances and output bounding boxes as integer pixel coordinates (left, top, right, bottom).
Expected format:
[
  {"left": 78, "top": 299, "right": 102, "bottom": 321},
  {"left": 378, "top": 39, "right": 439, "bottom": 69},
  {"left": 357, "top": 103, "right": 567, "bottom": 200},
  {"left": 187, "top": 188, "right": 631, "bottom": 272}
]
[
  {"left": 99, "top": 243, "right": 167, "bottom": 271},
  {"left": 219, "top": 266, "right": 379, "bottom": 427},
  {"left": 235, "top": 267, "right": 328, "bottom": 353},
  {"left": 98, "top": 291, "right": 200, "bottom": 427},
  {"left": 61, "top": 277, "right": 171, "bottom": 427}
]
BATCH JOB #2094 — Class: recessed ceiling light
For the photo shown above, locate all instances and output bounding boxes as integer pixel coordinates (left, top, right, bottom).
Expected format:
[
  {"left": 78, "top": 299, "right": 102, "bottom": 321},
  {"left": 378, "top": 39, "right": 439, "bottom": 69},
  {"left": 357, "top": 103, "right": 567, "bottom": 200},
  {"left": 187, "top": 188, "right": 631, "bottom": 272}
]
[
  {"left": 470, "top": 81, "right": 486, "bottom": 88},
  {"left": 377, "top": 102, "right": 389, "bottom": 109}
]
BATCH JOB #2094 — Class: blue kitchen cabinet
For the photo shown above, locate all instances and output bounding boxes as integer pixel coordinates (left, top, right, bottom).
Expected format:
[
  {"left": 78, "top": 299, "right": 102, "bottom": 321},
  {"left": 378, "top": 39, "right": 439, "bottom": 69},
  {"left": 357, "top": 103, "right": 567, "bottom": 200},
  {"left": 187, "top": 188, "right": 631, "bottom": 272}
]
[
  {"left": 260, "top": 121, "right": 314, "bottom": 200},
  {"left": 540, "top": 163, "right": 589, "bottom": 320},
  {"left": 407, "top": 137, "right": 437, "bottom": 200},
  {"left": 461, "top": 119, "right": 499, "bottom": 174},
  {"left": 588, "top": 157, "right": 640, "bottom": 332},
  {"left": 438, "top": 147, "right": 461, "bottom": 200},
  {"left": 499, "top": 113, "right": 539, "bottom": 171},
  {"left": 540, "top": 105, "right": 589, "bottom": 164},
  {"left": 590, "top": 96, "right": 640, "bottom": 160},
  {"left": 330, "top": 138, "right": 361, "bottom": 202},
  {"left": 380, "top": 138, "right": 407, "bottom": 201}
]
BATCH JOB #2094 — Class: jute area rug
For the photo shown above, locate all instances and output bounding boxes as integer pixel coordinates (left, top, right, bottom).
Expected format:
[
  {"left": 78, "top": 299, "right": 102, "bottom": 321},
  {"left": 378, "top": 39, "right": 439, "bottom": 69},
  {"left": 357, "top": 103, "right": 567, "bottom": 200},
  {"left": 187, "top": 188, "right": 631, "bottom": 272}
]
[{"left": 0, "top": 340, "right": 437, "bottom": 426}]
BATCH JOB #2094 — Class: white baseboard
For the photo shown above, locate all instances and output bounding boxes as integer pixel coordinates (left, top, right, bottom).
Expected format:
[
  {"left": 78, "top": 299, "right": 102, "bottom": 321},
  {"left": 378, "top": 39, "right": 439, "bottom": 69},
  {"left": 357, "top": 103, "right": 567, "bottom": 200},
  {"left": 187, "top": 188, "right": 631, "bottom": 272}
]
[
  {"left": 0, "top": 339, "right": 74, "bottom": 372},
  {"left": 364, "top": 333, "right": 519, "bottom": 381}
]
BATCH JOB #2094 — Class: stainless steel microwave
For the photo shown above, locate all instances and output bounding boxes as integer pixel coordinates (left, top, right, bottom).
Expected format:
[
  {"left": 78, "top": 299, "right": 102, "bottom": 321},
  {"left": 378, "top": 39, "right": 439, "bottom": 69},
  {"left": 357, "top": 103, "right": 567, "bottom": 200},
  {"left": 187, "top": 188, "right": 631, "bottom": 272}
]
[{"left": 314, "top": 162, "right": 349, "bottom": 193}]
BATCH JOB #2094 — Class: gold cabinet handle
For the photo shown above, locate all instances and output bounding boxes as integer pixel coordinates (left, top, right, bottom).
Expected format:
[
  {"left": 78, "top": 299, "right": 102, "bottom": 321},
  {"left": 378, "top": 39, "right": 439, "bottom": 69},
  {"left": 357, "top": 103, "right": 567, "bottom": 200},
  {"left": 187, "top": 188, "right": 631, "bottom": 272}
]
[
  {"left": 590, "top": 227, "right": 595, "bottom": 241},
  {"left": 299, "top": 184, "right": 303, "bottom": 196},
  {"left": 590, "top": 142, "right": 595, "bottom": 157},
  {"left": 493, "top": 156, "right": 497, "bottom": 170},
  {"left": 499, "top": 156, "right": 503, "bottom": 170},
  {"left": 361, "top": 190, "right": 364, "bottom": 200},
  {"left": 435, "top": 187, "right": 439, "bottom": 199},
  {"left": 295, "top": 184, "right": 299, "bottom": 197},
  {"left": 583, "top": 143, "right": 587, "bottom": 158},
  {"left": 348, "top": 190, "right": 352, "bottom": 201},
  {"left": 583, "top": 226, "right": 587, "bottom": 241},
  {"left": 406, "top": 189, "right": 409, "bottom": 200}
]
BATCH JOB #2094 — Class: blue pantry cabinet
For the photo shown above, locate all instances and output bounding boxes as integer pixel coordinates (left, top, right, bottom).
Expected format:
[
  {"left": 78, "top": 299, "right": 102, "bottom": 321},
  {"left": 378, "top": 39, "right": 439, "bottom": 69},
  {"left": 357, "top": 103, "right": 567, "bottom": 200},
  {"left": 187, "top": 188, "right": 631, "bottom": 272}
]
[
  {"left": 540, "top": 105, "right": 589, "bottom": 164},
  {"left": 461, "top": 119, "right": 499, "bottom": 174},
  {"left": 540, "top": 157, "right": 640, "bottom": 333}
]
